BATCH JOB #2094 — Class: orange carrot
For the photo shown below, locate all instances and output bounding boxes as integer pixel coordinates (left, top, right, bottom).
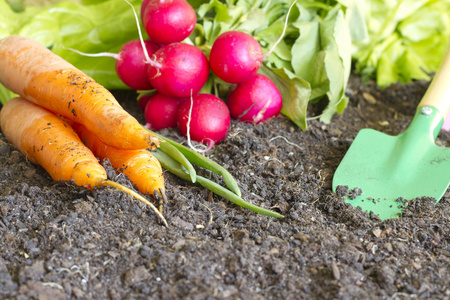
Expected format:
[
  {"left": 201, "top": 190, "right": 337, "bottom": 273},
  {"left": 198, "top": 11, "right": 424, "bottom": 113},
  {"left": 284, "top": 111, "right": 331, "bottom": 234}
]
[
  {"left": 0, "top": 35, "right": 158, "bottom": 150},
  {"left": 71, "top": 122, "right": 167, "bottom": 211},
  {"left": 1, "top": 97, "right": 105, "bottom": 187},
  {"left": 0, "top": 97, "right": 167, "bottom": 226}
]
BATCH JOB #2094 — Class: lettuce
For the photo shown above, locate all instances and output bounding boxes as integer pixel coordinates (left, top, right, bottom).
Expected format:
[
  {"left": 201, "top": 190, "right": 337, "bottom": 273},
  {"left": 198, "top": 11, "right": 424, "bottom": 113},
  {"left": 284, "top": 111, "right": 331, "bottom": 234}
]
[{"left": 352, "top": 0, "right": 450, "bottom": 87}]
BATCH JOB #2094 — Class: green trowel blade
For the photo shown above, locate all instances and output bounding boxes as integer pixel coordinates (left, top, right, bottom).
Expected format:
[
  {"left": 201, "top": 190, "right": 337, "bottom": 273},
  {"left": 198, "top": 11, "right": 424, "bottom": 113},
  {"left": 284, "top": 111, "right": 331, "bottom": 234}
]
[{"left": 332, "top": 106, "right": 450, "bottom": 220}]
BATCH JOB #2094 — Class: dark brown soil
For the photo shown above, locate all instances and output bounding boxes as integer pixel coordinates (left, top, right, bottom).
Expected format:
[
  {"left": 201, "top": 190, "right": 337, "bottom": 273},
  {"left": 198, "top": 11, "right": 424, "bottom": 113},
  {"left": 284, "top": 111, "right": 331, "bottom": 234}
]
[{"left": 0, "top": 75, "right": 449, "bottom": 299}]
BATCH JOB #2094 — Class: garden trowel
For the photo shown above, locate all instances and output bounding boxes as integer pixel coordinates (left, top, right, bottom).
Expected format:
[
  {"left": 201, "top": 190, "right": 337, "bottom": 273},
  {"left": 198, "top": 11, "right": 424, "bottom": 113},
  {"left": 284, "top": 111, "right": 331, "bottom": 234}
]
[{"left": 332, "top": 44, "right": 450, "bottom": 220}]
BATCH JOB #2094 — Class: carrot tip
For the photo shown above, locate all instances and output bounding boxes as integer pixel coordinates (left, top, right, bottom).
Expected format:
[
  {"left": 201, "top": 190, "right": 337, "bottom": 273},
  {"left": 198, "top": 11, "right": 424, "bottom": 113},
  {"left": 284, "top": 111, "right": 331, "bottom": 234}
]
[{"left": 102, "top": 180, "right": 168, "bottom": 227}]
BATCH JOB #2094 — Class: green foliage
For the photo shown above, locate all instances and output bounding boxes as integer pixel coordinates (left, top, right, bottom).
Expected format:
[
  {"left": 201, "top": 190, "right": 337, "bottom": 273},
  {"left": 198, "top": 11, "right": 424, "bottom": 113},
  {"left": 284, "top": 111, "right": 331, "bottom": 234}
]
[
  {"left": 0, "top": 0, "right": 145, "bottom": 96},
  {"left": 352, "top": 0, "right": 450, "bottom": 87},
  {"left": 190, "top": 0, "right": 355, "bottom": 128},
  {"left": 1, "top": 0, "right": 448, "bottom": 123}
]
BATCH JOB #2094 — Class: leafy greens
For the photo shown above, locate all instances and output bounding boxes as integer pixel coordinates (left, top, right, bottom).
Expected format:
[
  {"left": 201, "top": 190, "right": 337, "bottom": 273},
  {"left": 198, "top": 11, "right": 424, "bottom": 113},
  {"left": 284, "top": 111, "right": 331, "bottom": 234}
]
[
  {"left": 0, "top": 0, "right": 144, "bottom": 93},
  {"left": 352, "top": 0, "right": 450, "bottom": 87}
]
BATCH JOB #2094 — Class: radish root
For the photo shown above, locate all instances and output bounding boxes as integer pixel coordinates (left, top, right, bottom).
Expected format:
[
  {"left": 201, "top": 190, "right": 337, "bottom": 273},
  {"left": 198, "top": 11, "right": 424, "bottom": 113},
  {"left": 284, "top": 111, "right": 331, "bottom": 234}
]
[
  {"left": 262, "top": 0, "right": 298, "bottom": 60},
  {"left": 63, "top": 47, "right": 120, "bottom": 60},
  {"left": 123, "top": 0, "right": 162, "bottom": 69},
  {"left": 186, "top": 90, "right": 214, "bottom": 153}
]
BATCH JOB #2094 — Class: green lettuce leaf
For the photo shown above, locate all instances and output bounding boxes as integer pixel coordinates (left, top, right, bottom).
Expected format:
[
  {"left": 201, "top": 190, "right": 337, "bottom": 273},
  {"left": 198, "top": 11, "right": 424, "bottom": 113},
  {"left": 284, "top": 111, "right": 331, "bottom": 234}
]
[
  {"left": 353, "top": 0, "right": 450, "bottom": 87},
  {"left": 260, "top": 65, "right": 311, "bottom": 130}
]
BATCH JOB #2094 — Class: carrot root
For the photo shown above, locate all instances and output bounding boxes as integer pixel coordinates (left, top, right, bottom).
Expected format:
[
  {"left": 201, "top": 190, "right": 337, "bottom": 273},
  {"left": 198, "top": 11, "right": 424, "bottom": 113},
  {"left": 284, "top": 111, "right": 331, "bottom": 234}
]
[
  {"left": 102, "top": 180, "right": 168, "bottom": 227},
  {"left": 0, "top": 97, "right": 107, "bottom": 187}
]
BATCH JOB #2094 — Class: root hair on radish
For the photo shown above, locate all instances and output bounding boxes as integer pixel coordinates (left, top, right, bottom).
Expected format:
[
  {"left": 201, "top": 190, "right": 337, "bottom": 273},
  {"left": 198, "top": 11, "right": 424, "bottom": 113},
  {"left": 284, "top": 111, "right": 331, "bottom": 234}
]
[
  {"left": 63, "top": 47, "right": 120, "bottom": 59},
  {"left": 261, "top": 0, "right": 298, "bottom": 60},
  {"left": 123, "top": 0, "right": 163, "bottom": 71},
  {"left": 209, "top": 0, "right": 298, "bottom": 84},
  {"left": 185, "top": 90, "right": 214, "bottom": 153},
  {"left": 124, "top": 0, "right": 151, "bottom": 62}
]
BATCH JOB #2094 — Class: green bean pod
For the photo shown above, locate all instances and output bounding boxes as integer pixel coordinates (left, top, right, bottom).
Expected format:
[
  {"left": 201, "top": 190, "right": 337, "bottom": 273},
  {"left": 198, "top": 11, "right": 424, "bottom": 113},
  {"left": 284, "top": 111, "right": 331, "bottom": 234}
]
[
  {"left": 153, "top": 149, "right": 284, "bottom": 219},
  {"left": 150, "top": 130, "right": 241, "bottom": 197},
  {"left": 154, "top": 138, "right": 196, "bottom": 183}
]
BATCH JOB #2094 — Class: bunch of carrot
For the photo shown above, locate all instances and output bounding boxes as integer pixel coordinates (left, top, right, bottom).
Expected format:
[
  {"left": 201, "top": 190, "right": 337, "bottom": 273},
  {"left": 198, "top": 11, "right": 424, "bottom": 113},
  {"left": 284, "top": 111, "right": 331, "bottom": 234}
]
[
  {"left": 0, "top": 35, "right": 284, "bottom": 223},
  {"left": 0, "top": 35, "right": 171, "bottom": 224}
]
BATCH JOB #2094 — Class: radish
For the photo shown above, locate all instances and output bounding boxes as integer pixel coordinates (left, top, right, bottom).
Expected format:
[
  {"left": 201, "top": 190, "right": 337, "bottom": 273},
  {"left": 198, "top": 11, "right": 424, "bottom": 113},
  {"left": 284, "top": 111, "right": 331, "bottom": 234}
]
[
  {"left": 209, "top": 1, "right": 297, "bottom": 84},
  {"left": 140, "top": 0, "right": 150, "bottom": 21},
  {"left": 115, "top": 39, "right": 161, "bottom": 90},
  {"left": 147, "top": 43, "right": 210, "bottom": 98},
  {"left": 209, "top": 31, "right": 264, "bottom": 84},
  {"left": 66, "top": 39, "right": 160, "bottom": 91},
  {"left": 143, "top": 92, "right": 187, "bottom": 130},
  {"left": 142, "top": 0, "right": 197, "bottom": 45},
  {"left": 177, "top": 94, "right": 230, "bottom": 145},
  {"left": 138, "top": 95, "right": 151, "bottom": 112},
  {"left": 226, "top": 74, "right": 282, "bottom": 124}
]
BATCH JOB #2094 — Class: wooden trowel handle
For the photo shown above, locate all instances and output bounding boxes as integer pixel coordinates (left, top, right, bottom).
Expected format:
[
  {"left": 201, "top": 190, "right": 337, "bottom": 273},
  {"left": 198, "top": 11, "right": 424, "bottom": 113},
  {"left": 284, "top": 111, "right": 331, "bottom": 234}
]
[{"left": 419, "top": 42, "right": 450, "bottom": 118}]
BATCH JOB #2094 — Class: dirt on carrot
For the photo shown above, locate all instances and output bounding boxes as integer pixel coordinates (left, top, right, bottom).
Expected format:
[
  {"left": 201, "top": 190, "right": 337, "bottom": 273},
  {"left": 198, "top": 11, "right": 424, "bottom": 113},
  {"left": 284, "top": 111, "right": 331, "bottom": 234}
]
[{"left": 0, "top": 76, "right": 449, "bottom": 299}]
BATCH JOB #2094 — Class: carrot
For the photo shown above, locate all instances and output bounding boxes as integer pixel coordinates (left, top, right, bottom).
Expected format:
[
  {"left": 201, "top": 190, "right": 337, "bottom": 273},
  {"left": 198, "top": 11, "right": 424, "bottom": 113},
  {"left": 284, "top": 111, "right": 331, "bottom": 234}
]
[
  {"left": 0, "top": 35, "right": 159, "bottom": 150},
  {"left": 0, "top": 97, "right": 167, "bottom": 226},
  {"left": 71, "top": 122, "right": 167, "bottom": 212}
]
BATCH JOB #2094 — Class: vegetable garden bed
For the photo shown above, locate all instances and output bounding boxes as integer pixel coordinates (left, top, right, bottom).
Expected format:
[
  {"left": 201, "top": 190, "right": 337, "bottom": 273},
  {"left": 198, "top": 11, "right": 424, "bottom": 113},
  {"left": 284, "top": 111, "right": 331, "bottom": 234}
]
[
  {"left": 0, "top": 74, "right": 448, "bottom": 299},
  {"left": 1, "top": 0, "right": 450, "bottom": 298}
]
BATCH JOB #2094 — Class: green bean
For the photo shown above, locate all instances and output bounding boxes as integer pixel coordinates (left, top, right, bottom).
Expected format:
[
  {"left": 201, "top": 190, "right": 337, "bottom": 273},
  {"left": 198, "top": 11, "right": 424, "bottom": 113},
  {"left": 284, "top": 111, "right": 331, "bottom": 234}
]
[
  {"left": 154, "top": 150, "right": 284, "bottom": 219},
  {"left": 150, "top": 133, "right": 196, "bottom": 183},
  {"left": 150, "top": 130, "right": 241, "bottom": 197}
]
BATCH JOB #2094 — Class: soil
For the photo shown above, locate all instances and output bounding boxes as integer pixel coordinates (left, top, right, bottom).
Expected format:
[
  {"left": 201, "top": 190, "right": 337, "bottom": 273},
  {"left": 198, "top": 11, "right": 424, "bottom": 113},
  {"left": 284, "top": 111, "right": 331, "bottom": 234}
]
[{"left": 0, "top": 75, "right": 449, "bottom": 300}]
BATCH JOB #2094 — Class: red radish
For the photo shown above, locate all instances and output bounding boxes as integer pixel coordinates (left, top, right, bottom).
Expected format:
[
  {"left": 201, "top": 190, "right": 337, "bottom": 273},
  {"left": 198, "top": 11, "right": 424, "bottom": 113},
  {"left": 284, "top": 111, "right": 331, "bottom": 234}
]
[
  {"left": 140, "top": 0, "right": 151, "bottom": 21},
  {"left": 209, "top": 31, "right": 263, "bottom": 84},
  {"left": 177, "top": 94, "right": 230, "bottom": 145},
  {"left": 142, "top": 0, "right": 197, "bottom": 45},
  {"left": 115, "top": 39, "right": 161, "bottom": 90},
  {"left": 66, "top": 39, "right": 160, "bottom": 91},
  {"left": 144, "top": 92, "right": 187, "bottom": 130},
  {"left": 138, "top": 95, "right": 151, "bottom": 112},
  {"left": 227, "top": 74, "right": 282, "bottom": 124},
  {"left": 209, "top": 1, "right": 297, "bottom": 84},
  {"left": 147, "top": 43, "right": 210, "bottom": 98}
]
